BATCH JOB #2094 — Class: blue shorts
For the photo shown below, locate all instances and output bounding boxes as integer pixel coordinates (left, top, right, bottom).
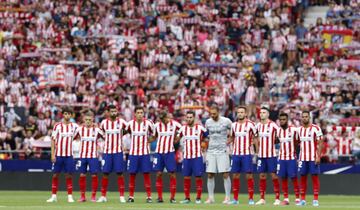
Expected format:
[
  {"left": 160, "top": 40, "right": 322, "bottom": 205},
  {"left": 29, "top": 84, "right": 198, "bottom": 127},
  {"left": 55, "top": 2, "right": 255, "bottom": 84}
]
[
  {"left": 77, "top": 158, "right": 99, "bottom": 174},
  {"left": 182, "top": 157, "right": 204, "bottom": 177},
  {"left": 153, "top": 152, "right": 176, "bottom": 173},
  {"left": 52, "top": 156, "right": 75, "bottom": 173},
  {"left": 102, "top": 153, "right": 126, "bottom": 173},
  {"left": 277, "top": 159, "right": 298, "bottom": 178},
  {"left": 127, "top": 155, "right": 152, "bottom": 174},
  {"left": 257, "top": 157, "right": 277, "bottom": 173},
  {"left": 231, "top": 155, "right": 253, "bottom": 173},
  {"left": 298, "top": 161, "right": 320, "bottom": 175}
]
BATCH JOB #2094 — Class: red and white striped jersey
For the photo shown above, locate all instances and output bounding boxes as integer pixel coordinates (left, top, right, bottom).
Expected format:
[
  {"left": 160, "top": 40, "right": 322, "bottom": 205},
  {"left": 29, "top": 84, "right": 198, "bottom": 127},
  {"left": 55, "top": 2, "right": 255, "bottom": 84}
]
[
  {"left": 231, "top": 120, "right": 257, "bottom": 156},
  {"left": 277, "top": 126, "right": 299, "bottom": 160},
  {"left": 178, "top": 124, "right": 206, "bottom": 159},
  {"left": 127, "top": 119, "right": 155, "bottom": 156},
  {"left": 52, "top": 122, "right": 78, "bottom": 157},
  {"left": 74, "top": 126, "right": 103, "bottom": 159},
  {"left": 256, "top": 121, "right": 279, "bottom": 158},
  {"left": 124, "top": 66, "right": 139, "bottom": 81},
  {"left": 298, "top": 124, "right": 323, "bottom": 161},
  {"left": 154, "top": 120, "right": 182, "bottom": 154},
  {"left": 100, "top": 118, "right": 128, "bottom": 154}
]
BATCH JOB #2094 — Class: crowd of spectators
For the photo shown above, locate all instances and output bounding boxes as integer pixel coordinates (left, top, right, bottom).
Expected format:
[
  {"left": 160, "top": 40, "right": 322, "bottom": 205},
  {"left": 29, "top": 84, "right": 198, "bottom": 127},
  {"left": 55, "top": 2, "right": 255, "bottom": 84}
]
[{"left": 0, "top": 0, "right": 359, "bottom": 163}]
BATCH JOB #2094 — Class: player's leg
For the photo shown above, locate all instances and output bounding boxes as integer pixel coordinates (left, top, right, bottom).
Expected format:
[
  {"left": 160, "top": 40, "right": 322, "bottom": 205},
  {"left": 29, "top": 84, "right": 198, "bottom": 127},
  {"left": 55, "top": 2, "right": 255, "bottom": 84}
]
[
  {"left": 64, "top": 157, "right": 75, "bottom": 202},
  {"left": 298, "top": 161, "right": 308, "bottom": 206},
  {"left": 153, "top": 153, "right": 165, "bottom": 202},
  {"left": 98, "top": 154, "right": 112, "bottom": 202},
  {"left": 206, "top": 173, "right": 215, "bottom": 203},
  {"left": 217, "top": 153, "right": 231, "bottom": 203},
  {"left": 114, "top": 153, "right": 126, "bottom": 203},
  {"left": 288, "top": 159, "right": 300, "bottom": 204},
  {"left": 78, "top": 159, "right": 88, "bottom": 202},
  {"left": 269, "top": 157, "right": 280, "bottom": 205},
  {"left": 205, "top": 153, "right": 216, "bottom": 203},
  {"left": 180, "top": 159, "right": 192, "bottom": 203},
  {"left": 140, "top": 154, "right": 152, "bottom": 202},
  {"left": 310, "top": 161, "right": 320, "bottom": 206},
  {"left": 47, "top": 157, "right": 63, "bottom": 202},
  {"left": 256, "top": 158, "right": 267, "bottom": 205},
  {"left": 164, "top": 152, "right": 177, "bottom": 203},
  {"left": 194, "top": 157, "right": 204, "bottom": 204},
  {"left": 229, "top": 155, "right": 241, "bottom": 204},
  {"left": 127, "top": 155, "right": 138, "bottom": 202},
  {"left": 277, "top": 160, "right": 289, "bottom": 205},
  {"left": 89, "top": 158, "right": 99, "bottom": 202},
  {"left": 243, "top": 155, "right": 254, "bottom": 205}
]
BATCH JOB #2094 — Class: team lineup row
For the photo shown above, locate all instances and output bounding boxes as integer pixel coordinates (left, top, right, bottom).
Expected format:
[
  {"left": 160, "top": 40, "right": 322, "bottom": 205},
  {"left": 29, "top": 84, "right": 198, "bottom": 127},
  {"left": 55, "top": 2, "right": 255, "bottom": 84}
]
[{"left": 47, "top": 105, "right": 323, "bottom": 207}]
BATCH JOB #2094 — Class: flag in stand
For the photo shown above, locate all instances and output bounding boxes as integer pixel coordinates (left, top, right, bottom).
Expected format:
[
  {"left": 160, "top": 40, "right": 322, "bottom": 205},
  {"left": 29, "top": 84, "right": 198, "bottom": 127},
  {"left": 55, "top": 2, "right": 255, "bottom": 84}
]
[{"left": 38, "top": 64, "right": 65, "bottom": 88}]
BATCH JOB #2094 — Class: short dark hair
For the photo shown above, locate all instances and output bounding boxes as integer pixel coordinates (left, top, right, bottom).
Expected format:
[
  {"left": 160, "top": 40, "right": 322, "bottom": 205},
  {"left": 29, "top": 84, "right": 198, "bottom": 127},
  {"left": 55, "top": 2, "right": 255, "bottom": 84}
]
[
  {"left": 62, "top": 107, "right": 73, "bottom": 114},
  {"left": 134, "top": 106, "right": 144, "bottom": 112},
  {"left": 261, "top": 106, "right": 270, "bottom": 113},
  {"left": 83, "top": 110, "right": 94, "bottom": 117},
  {"left": 159, "top": 111, "right": 168, "bottom": 119},
  {"left": 107, "top": 104, "right": 117, "bottom": 110},
  {"left": 302, "top": 110, "right": 310, "bottom": 115},
  {"left": 209, "top": 105, "right": 219, "bottom": 111},
  {"left": 237, "top": 106, "right": 247, "bottom": 112},
  {"left": 279, "top": 112, "right": 288, "bottom": 119},
  {"left": 186, "top": 110, "right": 195, "bottom": 116}
]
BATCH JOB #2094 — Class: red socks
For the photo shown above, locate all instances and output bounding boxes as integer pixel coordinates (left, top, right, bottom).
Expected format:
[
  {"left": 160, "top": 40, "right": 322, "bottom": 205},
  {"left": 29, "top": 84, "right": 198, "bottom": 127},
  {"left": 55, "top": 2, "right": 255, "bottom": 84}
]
[
  {"left": 129, "top": 174, "right": 136, "bottom": 197},
  {"left": 300, "top": 175, "right": 308, "bottom": 200},
  {"left": 195, "top": 178, "right": 202, "bottom": 199},
  {"left": 91, "top": 175, "right": 98, "bottom": 197},
  {"left": 170, "top": 176, "right": 177, "bottom": 200},
  {"left": 79, "top": 176, "right": 86, "bottom": 197},
  {"left": 144, "top": 173, "right": 152, "bottom": 198},
  {"left": 292, "top": 177, "right": 300, "bottom": 199},
  {"left": 117, "top": 176, "right": 125, "bottom": 197},
  {"left": 232, "top": 178, "right": 240, "bottom": 201},
  {"left": 156, "top": 176, "right": 163, "bottom": 199},
  {"left": 273, "top": 178, "right": 280, "bottom": 199},
  {"left": 66, "top": 177, "right": 73, "bottom": 195},
  {"left": 260, "top": 178, "right": 266, "bottom": 199},
  {"left": 282, "top": 178, "right": 289, "bottom": 199},
  {"left": 247, "top": 178, "right": 254, "bottom": 200},
  {"left": 101, "top": 176, "right": 109, "bottom": 197},
  {"left": 312, "top": 175, "right": 319, "bottom": 200},
  {"left": 51, "top": 176, "right": 59, "bottom": 194},
  {"left": 184, "top": 178, "right": 191, "bottom": 199}
]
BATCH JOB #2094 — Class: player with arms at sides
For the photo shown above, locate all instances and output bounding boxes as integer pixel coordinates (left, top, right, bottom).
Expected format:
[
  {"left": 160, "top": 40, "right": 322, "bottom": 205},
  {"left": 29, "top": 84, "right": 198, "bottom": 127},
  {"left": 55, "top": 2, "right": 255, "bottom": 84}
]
[
  {"left": 276, "top": 113, "right": 300, "bottom": 205},
  {"left": 227, "top": 106, "right": 257, "bottom": 205},
  {"left": 152, "top": 111, "right": 182, "bottom": 203},
  {"left": 74, "top": 110, "right": 104, "bottom": 202},
  {"left": 177, "top": 111, "right": 207, "bottom": 204},
  {"left": 204, "top": 105, "right": 232, "bottom": 204},
  {"left": 296, "top": 111, "right": 323, "bottom": 207},
  {"left": 126, "top": 106, "right": 155, "bottom": 203},
  {"left": 97, "top": 105, "right": 128, "bottom": 203},
  {"left": 47, "top": 107, "right": 78, "bottom": 203},
  {"left": 255, "top": 106, "right": 281, "bottom": 205}
]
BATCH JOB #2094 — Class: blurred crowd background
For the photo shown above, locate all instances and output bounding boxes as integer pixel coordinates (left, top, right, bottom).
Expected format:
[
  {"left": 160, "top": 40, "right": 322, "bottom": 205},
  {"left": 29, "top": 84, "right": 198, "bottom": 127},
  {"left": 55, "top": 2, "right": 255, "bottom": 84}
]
[{"left": 0, "top": 0, "right": 359, "bottom": 163}]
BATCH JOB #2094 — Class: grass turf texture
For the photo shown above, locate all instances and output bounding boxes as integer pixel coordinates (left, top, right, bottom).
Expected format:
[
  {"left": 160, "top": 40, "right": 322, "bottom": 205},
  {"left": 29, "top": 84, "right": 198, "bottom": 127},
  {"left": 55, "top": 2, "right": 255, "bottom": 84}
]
[{"left": 0, "top": 191, "right": 359, "bottom": 210}]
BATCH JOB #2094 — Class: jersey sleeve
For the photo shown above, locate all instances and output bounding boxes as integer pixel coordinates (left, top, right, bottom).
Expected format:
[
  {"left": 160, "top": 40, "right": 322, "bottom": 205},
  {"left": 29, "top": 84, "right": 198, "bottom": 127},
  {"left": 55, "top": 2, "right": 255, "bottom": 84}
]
[
  {"left": 230, "top": 123, "right": 235, "bottom": 137},
  {"left": 314, "top": 125, "right": 323, "bottom": 139},
  {"left": 148, "top": 120, "right": 155, "bottom": 135},
  {"left": 226, "top": 118, "right": 232, "bottom": 130},
  {"left": 51, "top": 123, "right": 60, "bottom": 139},
  {"left": 73, "top": 127, "right": 81, "bottom": 140},
  {"left": 250, "top": 122, "right": 258, "bottom": 137},
  {"left": 178, "top": 126, "right": 184, "bottom": 138}
]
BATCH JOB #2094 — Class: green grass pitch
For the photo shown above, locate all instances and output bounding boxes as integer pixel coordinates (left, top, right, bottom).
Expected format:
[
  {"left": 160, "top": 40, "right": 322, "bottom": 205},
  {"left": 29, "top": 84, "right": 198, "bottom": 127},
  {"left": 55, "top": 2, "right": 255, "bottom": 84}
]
[{"left": 0, "top": 191, "right": 359, "bottom": 210}]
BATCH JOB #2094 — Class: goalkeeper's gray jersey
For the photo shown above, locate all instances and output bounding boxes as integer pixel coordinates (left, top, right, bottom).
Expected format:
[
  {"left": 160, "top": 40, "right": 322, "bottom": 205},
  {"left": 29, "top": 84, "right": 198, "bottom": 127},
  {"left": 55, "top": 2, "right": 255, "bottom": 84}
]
[{"left": 205, "top": 116, "right": 232, "bottom": 154}]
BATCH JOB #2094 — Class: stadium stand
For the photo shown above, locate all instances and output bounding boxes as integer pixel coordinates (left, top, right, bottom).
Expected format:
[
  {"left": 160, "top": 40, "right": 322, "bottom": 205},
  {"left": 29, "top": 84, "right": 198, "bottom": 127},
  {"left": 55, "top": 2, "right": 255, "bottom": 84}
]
[{"left": 0, "top": 0, "right": 359, "bottom": 163}]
